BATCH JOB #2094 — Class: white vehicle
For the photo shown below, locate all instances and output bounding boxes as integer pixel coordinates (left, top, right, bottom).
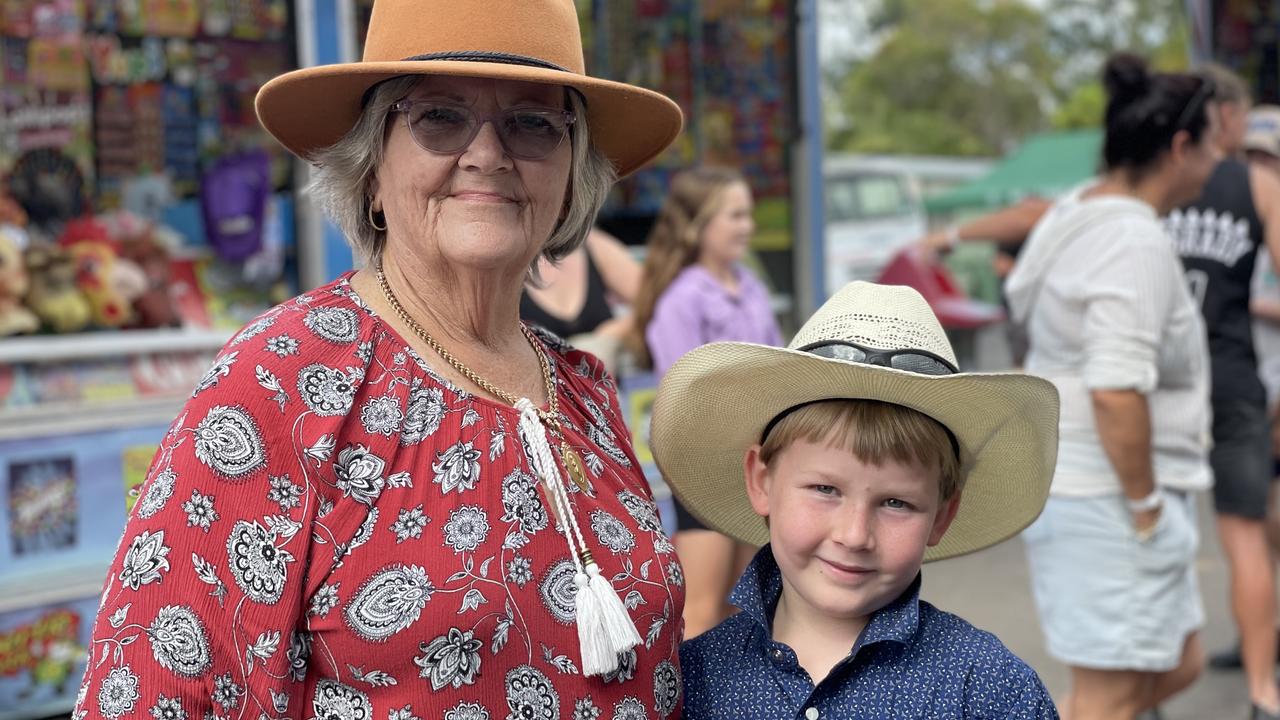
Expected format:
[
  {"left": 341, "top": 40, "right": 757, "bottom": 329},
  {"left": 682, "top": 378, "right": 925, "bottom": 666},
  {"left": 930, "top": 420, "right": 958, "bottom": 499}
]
[{"left": 822, "top": 154, "right": 991, "bottom": 295}]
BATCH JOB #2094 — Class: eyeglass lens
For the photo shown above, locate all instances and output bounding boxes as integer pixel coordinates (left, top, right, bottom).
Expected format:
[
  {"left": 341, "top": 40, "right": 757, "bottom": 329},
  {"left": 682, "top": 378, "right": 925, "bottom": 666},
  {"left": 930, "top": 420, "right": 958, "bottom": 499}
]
[
  {"left": 808, "top": 343, "right": 955, "bottom": 376},
  {"left": 398, "top": 101, "right": 572, "bottom": 160}
]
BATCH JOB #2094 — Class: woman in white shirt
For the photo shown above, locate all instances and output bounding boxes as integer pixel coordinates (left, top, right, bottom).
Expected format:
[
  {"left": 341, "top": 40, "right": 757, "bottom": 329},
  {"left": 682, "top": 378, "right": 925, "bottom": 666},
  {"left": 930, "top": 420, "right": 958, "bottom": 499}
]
[{"left": 1006, "top": 53, "right": 1222, "bottom": 720}]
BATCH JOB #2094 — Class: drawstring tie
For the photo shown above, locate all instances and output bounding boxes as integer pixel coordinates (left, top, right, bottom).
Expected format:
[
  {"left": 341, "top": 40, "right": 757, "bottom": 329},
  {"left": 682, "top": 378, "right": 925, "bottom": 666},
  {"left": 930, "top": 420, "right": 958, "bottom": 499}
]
[{"left": 516, "top": 398, "right": 641, "bottom": 675}]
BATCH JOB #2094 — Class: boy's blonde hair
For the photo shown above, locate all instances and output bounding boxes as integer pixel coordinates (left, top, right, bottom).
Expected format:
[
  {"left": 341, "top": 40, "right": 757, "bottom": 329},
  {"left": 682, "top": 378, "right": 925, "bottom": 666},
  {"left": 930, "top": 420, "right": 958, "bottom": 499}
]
[{"left": 759, "top": 399, "right": 963, "bottom": 501}]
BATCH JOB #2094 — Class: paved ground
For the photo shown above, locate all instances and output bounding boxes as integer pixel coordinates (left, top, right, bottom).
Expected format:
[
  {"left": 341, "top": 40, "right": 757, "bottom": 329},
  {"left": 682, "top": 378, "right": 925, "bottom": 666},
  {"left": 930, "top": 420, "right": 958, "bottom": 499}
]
[{"left": 923, "top": 495, "right": 1255, "bottom": 719}]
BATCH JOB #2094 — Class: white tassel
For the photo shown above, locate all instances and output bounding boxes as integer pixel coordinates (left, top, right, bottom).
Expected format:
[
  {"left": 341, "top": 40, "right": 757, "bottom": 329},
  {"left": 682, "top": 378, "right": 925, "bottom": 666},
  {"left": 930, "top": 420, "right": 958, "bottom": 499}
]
[
  {"left": 514, "top": 398, "right": 640, "bottom": 676},
  {"left": 585, "top": 560, "right": 642, "bottom": 652},
  {"left": 573, "top": 569, "right": 616, "bottom": 676}
]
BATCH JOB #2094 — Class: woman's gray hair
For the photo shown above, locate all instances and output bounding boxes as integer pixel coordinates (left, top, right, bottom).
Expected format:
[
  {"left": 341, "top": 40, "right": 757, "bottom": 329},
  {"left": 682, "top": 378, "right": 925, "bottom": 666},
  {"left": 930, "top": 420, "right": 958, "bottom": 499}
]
[{"left": 307, "top": 76, "right": 617, "bottom": 269}]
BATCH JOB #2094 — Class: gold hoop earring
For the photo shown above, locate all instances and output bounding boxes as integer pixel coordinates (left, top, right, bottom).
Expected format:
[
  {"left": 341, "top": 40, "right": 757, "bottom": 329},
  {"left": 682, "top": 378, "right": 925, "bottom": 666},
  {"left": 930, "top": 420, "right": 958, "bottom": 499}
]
[{"left": 368, "top": 203, "right": 387, "bottom": 232}]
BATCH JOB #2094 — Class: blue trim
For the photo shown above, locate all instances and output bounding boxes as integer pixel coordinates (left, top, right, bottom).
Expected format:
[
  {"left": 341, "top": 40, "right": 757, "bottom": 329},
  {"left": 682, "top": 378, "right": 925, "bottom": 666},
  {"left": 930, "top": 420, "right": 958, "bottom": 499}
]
[
  {"left": 324, "top": 224, "right": 354, "bottom": 282},
  {"left": 312, "top": 0, "right": 355, "bottom": 280},
  {"left": 314, "top": 0, "right": 341, "bottom": 64}
]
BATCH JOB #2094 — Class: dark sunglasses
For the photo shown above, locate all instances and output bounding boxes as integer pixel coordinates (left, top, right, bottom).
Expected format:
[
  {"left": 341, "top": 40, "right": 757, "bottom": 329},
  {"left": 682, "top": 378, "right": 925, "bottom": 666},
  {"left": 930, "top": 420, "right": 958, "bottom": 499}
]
[
  {"left": 760, "top": 340, "right": 961, "bottom": 450},
  {"left": 798, "top": 339, "right": 959, "bottom": 376},
  {"left": 391, "top": 99, "right": 576, "bottom": 160}
]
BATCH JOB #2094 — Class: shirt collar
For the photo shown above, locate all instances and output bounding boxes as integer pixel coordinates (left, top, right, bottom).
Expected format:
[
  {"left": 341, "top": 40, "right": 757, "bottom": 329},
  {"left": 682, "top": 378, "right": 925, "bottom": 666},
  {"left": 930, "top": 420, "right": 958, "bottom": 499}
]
[{"left": 730, "top": 545, "right": 924, "bottom": 651}]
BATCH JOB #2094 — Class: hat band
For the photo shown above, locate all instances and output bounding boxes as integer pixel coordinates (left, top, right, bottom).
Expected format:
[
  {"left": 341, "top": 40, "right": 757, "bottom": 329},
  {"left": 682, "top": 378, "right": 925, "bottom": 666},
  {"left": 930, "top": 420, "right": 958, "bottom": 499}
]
[
  {"left": 403, "top": 51, "right": 571, "bottom": 73},
  {"left": 759, "top": 399, "right": 962, "bottom": 461}
]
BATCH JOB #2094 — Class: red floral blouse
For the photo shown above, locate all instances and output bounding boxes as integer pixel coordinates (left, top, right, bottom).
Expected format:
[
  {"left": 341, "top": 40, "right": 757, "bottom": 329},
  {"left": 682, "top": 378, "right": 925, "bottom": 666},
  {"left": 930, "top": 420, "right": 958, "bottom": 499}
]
[{"left": 72, "top": 275, "right": 685, "bottom": 720}]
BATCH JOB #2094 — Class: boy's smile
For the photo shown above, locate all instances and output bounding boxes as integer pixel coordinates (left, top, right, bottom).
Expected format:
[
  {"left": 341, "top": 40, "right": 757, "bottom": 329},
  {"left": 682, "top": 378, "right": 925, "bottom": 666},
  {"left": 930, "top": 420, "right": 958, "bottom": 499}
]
[{"left": 745, "top": 439, "right": 961, "bottom": 631}]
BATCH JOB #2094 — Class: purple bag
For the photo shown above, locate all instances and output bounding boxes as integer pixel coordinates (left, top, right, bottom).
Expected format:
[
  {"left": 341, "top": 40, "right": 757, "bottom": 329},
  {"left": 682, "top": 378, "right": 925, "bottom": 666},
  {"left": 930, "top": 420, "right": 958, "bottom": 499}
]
[{"left": 200, "top": 150, "right": 271, "bottom": 263}]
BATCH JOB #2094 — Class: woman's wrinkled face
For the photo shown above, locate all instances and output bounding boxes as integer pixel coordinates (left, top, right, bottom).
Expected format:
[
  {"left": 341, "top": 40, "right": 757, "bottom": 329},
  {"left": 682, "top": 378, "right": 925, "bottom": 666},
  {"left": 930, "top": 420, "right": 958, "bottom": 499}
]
[{"left": 373, "top": 76, "right": 573, "bottom": 276}]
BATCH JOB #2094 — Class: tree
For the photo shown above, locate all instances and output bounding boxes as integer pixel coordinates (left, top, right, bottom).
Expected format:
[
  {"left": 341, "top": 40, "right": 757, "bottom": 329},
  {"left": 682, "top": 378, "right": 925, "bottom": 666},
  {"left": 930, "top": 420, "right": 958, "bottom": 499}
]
[
  {"left": 824, "top": 0, "right": 1192, "bottom": 153},
  {"left": 828, "top": 0, "right": 1054, "bottom": 156}
]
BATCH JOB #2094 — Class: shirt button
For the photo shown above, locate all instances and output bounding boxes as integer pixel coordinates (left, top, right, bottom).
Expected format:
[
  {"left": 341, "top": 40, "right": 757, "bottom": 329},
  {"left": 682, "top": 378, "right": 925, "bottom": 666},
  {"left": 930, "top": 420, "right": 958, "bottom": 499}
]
[
  {"left": 805, "top": 708, "right": 820, "bottom": 720},
  {"left": 772, "top": 649, "right": 782, "bottom": 660}
]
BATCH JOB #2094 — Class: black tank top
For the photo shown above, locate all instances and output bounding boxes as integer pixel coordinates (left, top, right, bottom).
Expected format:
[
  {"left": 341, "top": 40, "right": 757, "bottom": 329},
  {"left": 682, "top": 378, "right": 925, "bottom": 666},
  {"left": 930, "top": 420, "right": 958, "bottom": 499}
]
[
  {"left": 1167, "top": 158, "right": 1266, "bottom": 404},
  {"left": 520, "top": 247, "right": 614, "bottom": 339}
]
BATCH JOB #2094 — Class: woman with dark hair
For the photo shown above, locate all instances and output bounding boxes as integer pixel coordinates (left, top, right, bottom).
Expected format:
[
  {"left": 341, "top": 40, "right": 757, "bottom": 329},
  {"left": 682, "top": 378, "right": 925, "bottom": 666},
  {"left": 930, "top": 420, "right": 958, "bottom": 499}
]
[{"left": 1006, "top": 54, "right": 1221, "bottom": 719}]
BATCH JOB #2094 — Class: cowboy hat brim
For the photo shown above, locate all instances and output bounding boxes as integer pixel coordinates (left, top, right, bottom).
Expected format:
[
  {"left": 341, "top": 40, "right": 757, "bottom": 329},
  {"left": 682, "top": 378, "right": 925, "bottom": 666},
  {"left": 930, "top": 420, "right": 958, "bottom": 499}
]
[
  {"left": 255, "top": 61, "right": 683, "bottom": 177},
  {"left": 650, "top": 342, "right": 1060, "bottom": 562}
]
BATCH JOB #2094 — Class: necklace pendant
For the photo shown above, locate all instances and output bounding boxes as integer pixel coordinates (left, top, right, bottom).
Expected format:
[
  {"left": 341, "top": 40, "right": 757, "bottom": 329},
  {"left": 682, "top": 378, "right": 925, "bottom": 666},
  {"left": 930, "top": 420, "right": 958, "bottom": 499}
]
[{"left": 560, "top": 444, "right": 593, "bottom": 496}]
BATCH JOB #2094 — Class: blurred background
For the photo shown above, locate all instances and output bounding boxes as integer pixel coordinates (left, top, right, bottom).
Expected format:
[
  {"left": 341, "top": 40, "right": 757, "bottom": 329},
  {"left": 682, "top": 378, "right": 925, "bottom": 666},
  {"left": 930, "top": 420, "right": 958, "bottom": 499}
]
[{"left": 0, "top": 1, "right": 1271, "bottom": 718}]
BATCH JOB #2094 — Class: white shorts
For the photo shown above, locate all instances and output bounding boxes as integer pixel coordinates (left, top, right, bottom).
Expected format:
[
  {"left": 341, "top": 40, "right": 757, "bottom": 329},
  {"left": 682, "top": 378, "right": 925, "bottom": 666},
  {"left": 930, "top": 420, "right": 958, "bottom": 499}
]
[{"left": 1022, "top": 490, "right": 1204, "bottom": 671}]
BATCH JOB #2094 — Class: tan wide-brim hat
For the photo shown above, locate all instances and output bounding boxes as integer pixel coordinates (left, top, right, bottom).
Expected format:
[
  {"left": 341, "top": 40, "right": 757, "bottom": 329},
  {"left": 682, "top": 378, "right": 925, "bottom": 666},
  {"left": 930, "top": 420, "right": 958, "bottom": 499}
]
[
  {"left": 650, "top": 282, "right": 1060, "bottom": 562},
  {"left": 255, "top": 0, "right": 682, "bottom": 177}
]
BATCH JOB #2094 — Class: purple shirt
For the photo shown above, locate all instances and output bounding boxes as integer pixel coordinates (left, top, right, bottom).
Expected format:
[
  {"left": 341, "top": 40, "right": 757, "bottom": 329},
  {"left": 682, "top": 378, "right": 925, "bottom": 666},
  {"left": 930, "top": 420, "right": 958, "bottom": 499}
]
[{"left": 646, "top": 264, "right": 783, "bottom": 375}]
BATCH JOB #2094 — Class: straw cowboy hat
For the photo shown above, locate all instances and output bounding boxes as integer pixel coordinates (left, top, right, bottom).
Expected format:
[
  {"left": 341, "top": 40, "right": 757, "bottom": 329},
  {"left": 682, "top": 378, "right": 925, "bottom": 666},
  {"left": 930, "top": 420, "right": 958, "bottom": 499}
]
[
  {"left": 255, "top": 0, "right": 682, "bottom": 176},
  {"left": 650, "top": 282, "right": 1060, "bottom": 562}
]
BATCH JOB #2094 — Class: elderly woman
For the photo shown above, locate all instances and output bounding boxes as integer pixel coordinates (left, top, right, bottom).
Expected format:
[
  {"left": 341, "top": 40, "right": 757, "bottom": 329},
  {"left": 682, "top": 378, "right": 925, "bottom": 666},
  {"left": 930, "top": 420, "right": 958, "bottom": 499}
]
[{"left": 72, "top": 2, "right": 686, "bottom": 719}]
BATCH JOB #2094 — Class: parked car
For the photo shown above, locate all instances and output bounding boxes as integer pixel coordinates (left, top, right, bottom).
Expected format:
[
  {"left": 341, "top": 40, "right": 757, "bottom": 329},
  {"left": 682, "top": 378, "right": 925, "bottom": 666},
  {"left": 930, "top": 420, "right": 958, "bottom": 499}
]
[{"left": 823, "top": 154, "right": 991, "bottom": 295}]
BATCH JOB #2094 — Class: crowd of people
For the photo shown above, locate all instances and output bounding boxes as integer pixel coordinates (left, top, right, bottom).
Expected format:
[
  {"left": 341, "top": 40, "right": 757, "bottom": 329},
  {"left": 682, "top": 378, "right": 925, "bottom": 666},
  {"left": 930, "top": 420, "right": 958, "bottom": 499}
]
[{"left": 59, "top": 1, "right": 1280, "bottom": 719}]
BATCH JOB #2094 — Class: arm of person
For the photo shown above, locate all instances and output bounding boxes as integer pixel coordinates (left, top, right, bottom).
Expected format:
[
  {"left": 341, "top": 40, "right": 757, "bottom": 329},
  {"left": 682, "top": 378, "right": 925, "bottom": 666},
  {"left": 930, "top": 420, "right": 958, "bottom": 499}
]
[
  {"left": 1254, "top": 296, "right": 1280, "bottom": 323},
  {"left": 1091, "top": 389, "right": 1160, "bottom": 530},
  {"left": 1079, "top": 227, "right": 1178, "bottom": 533},
  {"left": 1251, "top": 164, "right": 1280, "bottom": 279},
  {"left": 919, "top": 197, "right": 1053, "bottom": 252},
  {"left": 961, "top": 639, "right": 1060, "bottom": 719},
  {"left": 71, "top": 351, "right": 327, "bottom": 719},
  {"left": 646, "top": 292, "right": 705, "bottom": 376},
  {"left": 585, "top": 228, "right": 642, "bottom": 304}
]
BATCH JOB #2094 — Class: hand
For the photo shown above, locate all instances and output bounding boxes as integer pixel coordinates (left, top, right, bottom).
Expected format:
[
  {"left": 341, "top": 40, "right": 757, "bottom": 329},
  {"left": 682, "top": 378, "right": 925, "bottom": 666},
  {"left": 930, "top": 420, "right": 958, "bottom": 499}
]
[
  {"left": 918, "top": 229, "right": 952, "bottom": 254},
  {"left": 1131, "top": 505, "right": 1162, "bottom": 539}
]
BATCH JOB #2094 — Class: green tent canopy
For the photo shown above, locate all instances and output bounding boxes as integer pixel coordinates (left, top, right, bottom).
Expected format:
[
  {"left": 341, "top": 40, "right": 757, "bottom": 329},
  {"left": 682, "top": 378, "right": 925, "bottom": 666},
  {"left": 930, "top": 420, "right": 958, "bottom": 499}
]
[{"left": 924, "top": 129, "right": 1102, "bottom": 214}]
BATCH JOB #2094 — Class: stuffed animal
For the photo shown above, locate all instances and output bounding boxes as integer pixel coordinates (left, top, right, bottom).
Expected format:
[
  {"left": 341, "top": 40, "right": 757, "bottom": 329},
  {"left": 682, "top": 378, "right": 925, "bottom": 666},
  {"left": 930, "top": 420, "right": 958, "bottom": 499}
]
[
  {"left": 58, "top": 217, "right": 143, "bottom": 328},
  {"left": 119, "top": 229, "right": 178, "bottom": 328},
  {"left": 0, "top": 225, "right": 39, "bottom": 335},
  {"left": 24, "top": 244, "right": 91, "bottom": 333}
]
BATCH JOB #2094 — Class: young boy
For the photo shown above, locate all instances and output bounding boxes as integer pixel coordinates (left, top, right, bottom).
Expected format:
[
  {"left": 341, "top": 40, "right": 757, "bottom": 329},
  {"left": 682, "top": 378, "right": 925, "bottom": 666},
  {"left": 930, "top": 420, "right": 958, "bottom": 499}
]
[{"left": 650, "top": 281, "right": 1061, "bottom": 719}]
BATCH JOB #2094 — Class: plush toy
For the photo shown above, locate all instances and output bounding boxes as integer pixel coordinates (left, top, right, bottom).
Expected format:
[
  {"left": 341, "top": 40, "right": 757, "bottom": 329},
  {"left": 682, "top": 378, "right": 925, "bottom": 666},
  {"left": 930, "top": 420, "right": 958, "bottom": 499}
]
[
  {"left": 0, "top": 225, "right": 39, "bottom": 336},
  {"left": 24, "top": 244, "right": 91, "bottom": 333},
  {"left": 58, "top": 217, "right": 143, "bottom": 328},
  {"left": 0, "top": 192, "right": 27, "bottom": 226},
  {"left": 119, "top": 227, "right": 178, "bottom": 328}
]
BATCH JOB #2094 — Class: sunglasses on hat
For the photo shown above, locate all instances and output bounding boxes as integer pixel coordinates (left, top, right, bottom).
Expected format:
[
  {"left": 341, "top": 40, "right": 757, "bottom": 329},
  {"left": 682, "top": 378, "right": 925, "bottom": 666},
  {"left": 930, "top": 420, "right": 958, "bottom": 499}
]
[{"left": 798, "top": 339, "right": 959, "bottom": 376}]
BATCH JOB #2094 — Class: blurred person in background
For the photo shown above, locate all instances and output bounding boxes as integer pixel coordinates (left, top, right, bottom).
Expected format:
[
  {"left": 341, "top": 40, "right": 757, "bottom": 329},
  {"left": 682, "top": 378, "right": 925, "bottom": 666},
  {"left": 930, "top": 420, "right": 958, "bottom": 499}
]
[
  {"left": 70, "top": 1, "right": 690, "bottom": 718},
  {"left": 1166, "top": 66, "right": 1280, "bottom": 718},
  {"left": 1006, "top": 53, "right": 1219, "bottom": 720},
  {"left": 522, "top": 226, "right": 641, "bottom": 374},
  {"left": 919, "top": 70, "right": 1280, "bottom": 716},
  {"left": 628, "top": 165, "right": 783, "bottom": 638},
  {"left": 916, "top": 196, "right": 1054, "bottom": 366},
  {"left": 1246, "top": 107, "right": 1280, "bottom": 470}
]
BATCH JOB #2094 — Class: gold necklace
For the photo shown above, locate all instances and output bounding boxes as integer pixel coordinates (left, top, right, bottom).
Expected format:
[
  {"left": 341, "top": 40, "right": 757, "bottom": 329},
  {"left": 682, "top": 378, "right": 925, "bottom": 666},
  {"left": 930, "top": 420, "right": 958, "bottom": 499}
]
[{"left": 374, "top": 265, "right": 593, "bottom": 495}]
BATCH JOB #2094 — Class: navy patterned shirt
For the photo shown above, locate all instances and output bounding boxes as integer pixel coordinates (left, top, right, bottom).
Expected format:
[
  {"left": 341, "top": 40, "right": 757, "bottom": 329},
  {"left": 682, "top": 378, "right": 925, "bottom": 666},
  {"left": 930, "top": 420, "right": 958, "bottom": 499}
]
[{"left": 680, "top": 548, "right": 1059, "bottom": 719}]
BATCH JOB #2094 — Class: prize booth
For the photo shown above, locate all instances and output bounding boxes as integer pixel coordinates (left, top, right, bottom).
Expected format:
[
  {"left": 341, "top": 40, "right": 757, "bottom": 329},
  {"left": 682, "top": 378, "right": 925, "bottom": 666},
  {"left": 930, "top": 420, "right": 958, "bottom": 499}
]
[
  {"left": 0, "top": 1, "right": 349, "bottom": 716},
  {"left": 0, "top": 2, "right": 824, "bottom": 716}
]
